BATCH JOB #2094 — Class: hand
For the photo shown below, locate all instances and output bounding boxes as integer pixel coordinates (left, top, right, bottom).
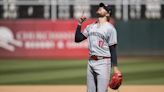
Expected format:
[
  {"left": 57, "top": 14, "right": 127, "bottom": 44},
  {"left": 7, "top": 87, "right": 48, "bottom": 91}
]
[
  {"left": 78, "top": 10, "right": 87, "bottom": 25},
  {"left": 113, "top": 66, "right": 121, "bottom": 74}
]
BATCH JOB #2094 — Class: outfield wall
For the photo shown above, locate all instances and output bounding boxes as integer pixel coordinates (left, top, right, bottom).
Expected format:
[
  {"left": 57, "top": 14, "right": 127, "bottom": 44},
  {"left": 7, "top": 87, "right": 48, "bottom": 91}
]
[
  {"left": 116, "top": 20, "right": 164, "bottom": 56},
  {"left": 0, "top": 19, "right": 164, "bottom": 59}
]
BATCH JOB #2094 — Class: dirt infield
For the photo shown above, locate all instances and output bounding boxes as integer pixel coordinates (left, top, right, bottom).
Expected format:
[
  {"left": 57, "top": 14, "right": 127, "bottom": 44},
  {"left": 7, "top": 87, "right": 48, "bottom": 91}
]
[{"left": 0, "top": 85, "right": 164, "bottom": 92}]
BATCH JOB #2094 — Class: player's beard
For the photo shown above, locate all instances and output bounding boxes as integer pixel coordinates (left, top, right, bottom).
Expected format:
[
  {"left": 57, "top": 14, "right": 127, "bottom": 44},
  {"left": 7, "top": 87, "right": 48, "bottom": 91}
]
[{"left": 96, "top": 11, "right": 106, "bottom": 18}]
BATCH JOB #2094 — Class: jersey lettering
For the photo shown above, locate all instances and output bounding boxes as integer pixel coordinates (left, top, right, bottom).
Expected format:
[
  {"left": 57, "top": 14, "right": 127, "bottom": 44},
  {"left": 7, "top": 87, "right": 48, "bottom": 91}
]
[{"left": 89, "top": 32, "right": 107, "bottom": 41}]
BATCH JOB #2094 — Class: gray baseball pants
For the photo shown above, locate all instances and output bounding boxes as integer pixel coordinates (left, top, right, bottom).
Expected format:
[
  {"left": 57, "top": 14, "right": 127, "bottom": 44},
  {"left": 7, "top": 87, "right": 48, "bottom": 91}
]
[{"left": 87, "top": 58, "right": 111, "bottom": 92}]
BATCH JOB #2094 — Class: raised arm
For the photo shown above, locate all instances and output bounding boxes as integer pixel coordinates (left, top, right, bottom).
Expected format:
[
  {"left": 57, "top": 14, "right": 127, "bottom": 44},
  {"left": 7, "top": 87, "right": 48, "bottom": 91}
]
[
  {"left": 75, "top": 11, "right": 87, "bottom": 43},
  {"left": 75, "top": 24, "right": 87, "bottom": 43}
]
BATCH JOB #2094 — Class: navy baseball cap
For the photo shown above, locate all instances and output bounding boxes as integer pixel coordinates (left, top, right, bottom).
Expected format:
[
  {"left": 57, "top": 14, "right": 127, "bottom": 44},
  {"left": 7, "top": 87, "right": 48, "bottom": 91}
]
[{"left": 99, "top": 3, "right": 112, "bottom": 14}]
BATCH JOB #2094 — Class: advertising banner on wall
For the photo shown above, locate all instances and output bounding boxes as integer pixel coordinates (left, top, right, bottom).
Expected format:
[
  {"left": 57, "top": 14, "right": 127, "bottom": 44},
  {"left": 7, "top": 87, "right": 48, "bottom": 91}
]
[{"left": 0, "top": 19, "right": 99, "bottom": 59}]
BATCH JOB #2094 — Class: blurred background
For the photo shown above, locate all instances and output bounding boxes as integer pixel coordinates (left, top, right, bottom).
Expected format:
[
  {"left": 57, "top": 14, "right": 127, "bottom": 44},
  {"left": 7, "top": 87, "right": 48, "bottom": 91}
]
[{"left": 0, "top": 0, "right": 164, "bottom": 86}]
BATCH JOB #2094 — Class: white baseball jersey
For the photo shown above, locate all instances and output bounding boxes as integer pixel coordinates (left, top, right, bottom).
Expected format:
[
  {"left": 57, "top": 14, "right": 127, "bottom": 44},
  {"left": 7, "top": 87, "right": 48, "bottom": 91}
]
[{"left": 82, "top": 22, "right": 117, "bottom": 57}]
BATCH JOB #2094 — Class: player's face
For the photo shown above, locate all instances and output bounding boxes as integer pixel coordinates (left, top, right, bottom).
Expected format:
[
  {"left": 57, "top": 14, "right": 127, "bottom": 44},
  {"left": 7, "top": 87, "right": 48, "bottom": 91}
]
[{"left": 96, "top": 7, "right": 108, "bottom": 17}]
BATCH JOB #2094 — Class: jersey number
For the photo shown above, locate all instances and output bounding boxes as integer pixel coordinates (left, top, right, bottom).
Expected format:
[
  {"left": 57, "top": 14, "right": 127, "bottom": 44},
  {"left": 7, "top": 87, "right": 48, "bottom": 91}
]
[{"left": 98, "top": 40, "right": 104, "bottom": 48}]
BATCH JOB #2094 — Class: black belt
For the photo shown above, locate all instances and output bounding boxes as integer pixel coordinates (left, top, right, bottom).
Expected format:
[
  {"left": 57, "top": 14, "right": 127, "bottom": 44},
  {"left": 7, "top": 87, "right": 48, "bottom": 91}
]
[{"left": 90, "top": 55, "right": 110, "bottom": 60}]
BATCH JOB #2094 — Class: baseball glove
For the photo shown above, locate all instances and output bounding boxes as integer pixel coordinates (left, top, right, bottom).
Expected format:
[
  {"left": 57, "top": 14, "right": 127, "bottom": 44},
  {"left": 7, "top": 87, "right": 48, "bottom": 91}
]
[{"left": 109, "top": 73, "right": 123, "bottom": 90}]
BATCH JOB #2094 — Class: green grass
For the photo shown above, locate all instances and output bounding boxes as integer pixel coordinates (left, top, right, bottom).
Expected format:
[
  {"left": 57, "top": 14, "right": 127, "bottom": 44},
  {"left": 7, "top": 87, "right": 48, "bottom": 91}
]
[{"left": 0, "top": 58, "right": 164, "bottom": 85}]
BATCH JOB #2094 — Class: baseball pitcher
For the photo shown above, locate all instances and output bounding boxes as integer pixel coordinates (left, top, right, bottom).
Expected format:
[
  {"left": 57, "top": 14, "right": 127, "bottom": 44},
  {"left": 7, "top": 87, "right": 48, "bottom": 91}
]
[{"left": 75, "top": 3, "right": 122, "bottom": 92}]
